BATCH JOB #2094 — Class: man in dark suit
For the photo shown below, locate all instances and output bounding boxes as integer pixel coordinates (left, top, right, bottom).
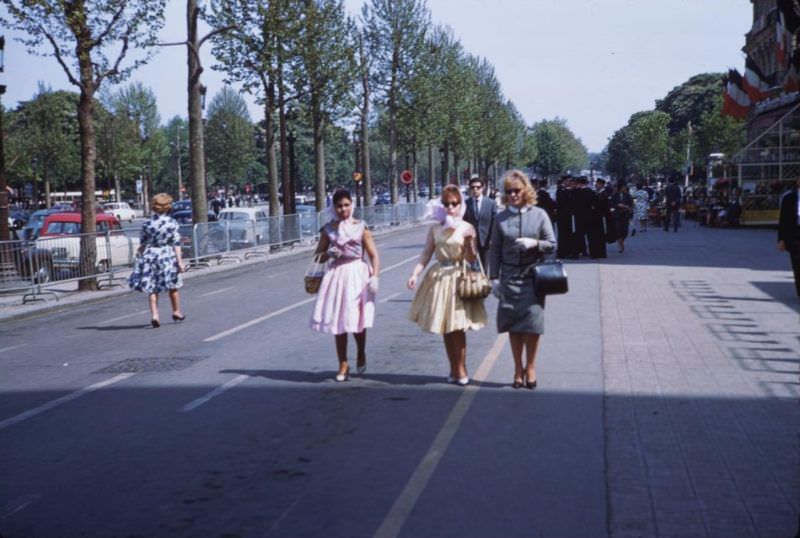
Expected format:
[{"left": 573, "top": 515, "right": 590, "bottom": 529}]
[
  {"left": 556, "top": 175, "right": 578, "bottom": 258},
  {"left": 778, "top": 176, "right": 800, "bottom": 298},
  {"left": 531, "top": 178, "right": 556, "bottom": 223},
  {"left": 463, "top": 174, "right": 496, "bottom": 268},
  {"left": 663, "top": 179, "right": 682, "bottom": 232}
]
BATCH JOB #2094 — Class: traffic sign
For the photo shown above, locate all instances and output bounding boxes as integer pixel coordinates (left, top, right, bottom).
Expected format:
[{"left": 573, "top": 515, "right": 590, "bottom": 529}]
[
  {"left": 353, "top": 172, "right": 363, "bottom": 182},
  {"left": 400, "top": 170, "right": 413, "bottom": 184}
]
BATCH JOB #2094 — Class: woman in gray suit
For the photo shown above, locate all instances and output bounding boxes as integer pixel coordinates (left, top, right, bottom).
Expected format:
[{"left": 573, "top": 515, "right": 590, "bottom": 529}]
[{"left": 488, "top": 170, "right": 557, "bottom": 389}]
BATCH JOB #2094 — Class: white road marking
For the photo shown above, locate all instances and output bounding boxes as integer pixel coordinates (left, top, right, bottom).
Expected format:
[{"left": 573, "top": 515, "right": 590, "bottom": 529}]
[
  {"left": 378, "top": 292, "right": 402, "bottom": 304},
  {"left": 0, "top": 373, "right": 135, "bottom": 432},
  {"left": 199, "top": 286, "right": 234, "bottom": 297},
  {"left": 0, "top": 344, "right": 25, "bottom": 354},
  {"left": 203, "top": 297, "right": 317, "bottom": 342},
  {"left": 374, "top": 335, "right": 506, "bottom": 538},
  {"left": 203, "top": 254, "right": 419, "bottom": 342},
  {"left": 180, "top": 374, "right": 250, "bottom": 412},
  {"left": 98, "top": 310, "right": 149, "bottom": 325}
]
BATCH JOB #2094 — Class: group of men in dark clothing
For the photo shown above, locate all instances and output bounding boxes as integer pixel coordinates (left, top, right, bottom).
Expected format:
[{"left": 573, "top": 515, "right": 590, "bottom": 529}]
[{"left": 550, "top": 175, "right": 621, "bottom": 259}]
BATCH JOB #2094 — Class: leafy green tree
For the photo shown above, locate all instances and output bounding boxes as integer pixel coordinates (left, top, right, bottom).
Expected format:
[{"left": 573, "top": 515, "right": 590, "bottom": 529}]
[
  {"left": 205, "top": 86, "right": 255, "bottom": 188},
  {"left": 293, "top": 0, "right": 357, "bottom": 211},
  {"left": 1, "top": 0, "right": 166, "bottom": 287},
  {"left": 655, "top": 73, "right": 725, "bottom": 133},
  {"left": 8, "top": 85, "right": 80, "bottom": 207},
  {"left": 628, "top": 110, "right": 672, "bottom": 182},
  {"left": 208, "top": 0, "right": 294, "bottom": 217},
  {"left": 530, "top": 118, "right": 587, "bottom": 181},
  {"left": 363, "top": 0, "right": 429, "bottom": 202},
  {"left": 105, "top": 83, "right": 165, "bottom": 211}
]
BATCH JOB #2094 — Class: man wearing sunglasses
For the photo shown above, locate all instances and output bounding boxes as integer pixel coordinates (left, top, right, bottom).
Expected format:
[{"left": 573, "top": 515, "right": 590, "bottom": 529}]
[{"left": 464, "top": 174, "right": 497, "bottom": 268}]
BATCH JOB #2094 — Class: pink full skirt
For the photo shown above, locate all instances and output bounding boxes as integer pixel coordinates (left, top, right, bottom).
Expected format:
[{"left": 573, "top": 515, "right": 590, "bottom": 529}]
[{"left": 309, "top": 259, "right": 375, "bottom": 335}]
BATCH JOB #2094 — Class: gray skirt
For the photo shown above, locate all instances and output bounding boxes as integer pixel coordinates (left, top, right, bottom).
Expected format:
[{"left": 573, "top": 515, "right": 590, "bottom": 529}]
[{"left": 496, "top": 270, "right": 545, "bottom": 334}]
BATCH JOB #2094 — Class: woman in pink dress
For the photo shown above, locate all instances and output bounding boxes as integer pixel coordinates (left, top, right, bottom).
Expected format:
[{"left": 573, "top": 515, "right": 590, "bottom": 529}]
[{"left": 310, "top": 190, "right": 380, "bottom": 381}]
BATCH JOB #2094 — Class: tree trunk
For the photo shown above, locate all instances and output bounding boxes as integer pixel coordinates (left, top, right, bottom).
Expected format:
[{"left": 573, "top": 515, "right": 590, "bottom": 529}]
[
  {"left": 442, "top": 142, "right": 450, "bottom": 188},
  {"left": 187, "top": 0, "right": 208, "bottom": 226},
  {"left": 312, "top": 106, "right": 326, "bottom": 213},
  {"left": 361, "top": 78, "right": 371, "bottom": 207},
  {"left": 412, "top": 150, "right": 418, "bottom": 203},
  {"left": 388, "top": 65, "right": 399, "bottom": 204},
  {"left": 44, "top": 167, "right": 51, "bottom": 208},
  {"left": 114, "top": 171, "right": 121, "bottom": 205},
  {"left": 77, "top": 84, "right": 98, "bottom": 291},
  {"left": 453, "top": 151, "right": 460, "bottom": 185},
  {"left": 264, "top": 93, "right": 279, "bottom": 219},
  {"left": 278, "top": 62, "right": 294, "bottom": 216},
  {"left": 427, "top": 145, "right": 434, "bottom": 199}
]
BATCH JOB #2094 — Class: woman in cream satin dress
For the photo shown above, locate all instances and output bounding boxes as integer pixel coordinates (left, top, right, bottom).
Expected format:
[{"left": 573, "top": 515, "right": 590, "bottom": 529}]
[{"left": 407, "top": 185, "right": 487, "bottom": 385}]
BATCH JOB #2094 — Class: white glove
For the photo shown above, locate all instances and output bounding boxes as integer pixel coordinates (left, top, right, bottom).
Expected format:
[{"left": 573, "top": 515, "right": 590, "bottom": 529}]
[
  {"left": 515, "top": 237, "right": 538, "bottom": 250},
  {"left": 490, "top": 279, "right": 502, "bottom": 299},
  {"left": 368, "top": 276, "right": 379, "bottom": 294}
]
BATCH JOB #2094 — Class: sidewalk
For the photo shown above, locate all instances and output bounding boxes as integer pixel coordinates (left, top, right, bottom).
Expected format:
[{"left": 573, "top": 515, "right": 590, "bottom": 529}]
[{"left": 596, "top": 222, "right": 798, "bottom": 537}]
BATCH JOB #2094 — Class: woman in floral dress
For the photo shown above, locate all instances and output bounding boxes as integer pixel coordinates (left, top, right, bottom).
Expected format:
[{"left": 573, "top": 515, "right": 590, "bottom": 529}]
[
  {"left": 129, "top": 193, "right": 186, "bottom": 328},
  {"left": 632, "top": 182, "right": 650, "bottom": 234}
]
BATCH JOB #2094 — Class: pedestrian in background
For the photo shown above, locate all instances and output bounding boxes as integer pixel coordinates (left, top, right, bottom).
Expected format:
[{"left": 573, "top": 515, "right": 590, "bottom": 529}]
[
  {"left": 663, "top": 178, "right": 682, "bottom": 232},
  {"left": 610, "top": 183, "right": 634, "bottom": 253},
  {"left": 463, "top": 173, "right": 497, "bottom": 268},
  {"left": 632, "top": 182, "right": 650, "bottom": 234},
  {"left": 129, "top": 193, "right": 186, "bottom": 328},
  {"left": 556, "top": 175, "right": 577, "bottom": 258},
  {"left": 488, "top": 169, "right": 556, "bottom": 389},
  {"left": 310, "top": 190, "right": 380, "bottom": 381},
  {"left": 777, "top": 176, "right": 800, "bottom": 298},
  {"left": 408, "top": 185, "right": 486, "bottom": 386}
]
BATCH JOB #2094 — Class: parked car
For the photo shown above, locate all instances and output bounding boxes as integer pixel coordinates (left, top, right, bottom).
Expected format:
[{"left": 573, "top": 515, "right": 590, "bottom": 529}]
[
  {"left": 217, "top": 207, "right": 268, "bottom": 247},
  {"left": 36, "top": 212, "right": 139, "bottom": 275},
  {"left": 22, "top": 208, "right": 60, "bottom": 240},
  {"left": 102, "top": 201, "right": 136, "bottom": 223},
  {"left": 295, "top": 204, "right": 320, "bottom": 238},
  {"left": 6, "top": 228, "right": 55, "bottom": 284}
]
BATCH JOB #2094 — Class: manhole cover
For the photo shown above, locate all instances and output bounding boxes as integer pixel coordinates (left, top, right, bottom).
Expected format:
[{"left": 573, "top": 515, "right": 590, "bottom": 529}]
[{"left": 95, "top": 355, "right": 209, "bottom": 374}]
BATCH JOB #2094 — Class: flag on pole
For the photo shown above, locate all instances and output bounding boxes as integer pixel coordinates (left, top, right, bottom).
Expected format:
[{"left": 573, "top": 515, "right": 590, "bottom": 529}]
[
  {"left": 722, "top": 69, "right": 751, "bottom": 120},
  {"left": 743, "top": 56, "right": 772, "bottom": 102}
]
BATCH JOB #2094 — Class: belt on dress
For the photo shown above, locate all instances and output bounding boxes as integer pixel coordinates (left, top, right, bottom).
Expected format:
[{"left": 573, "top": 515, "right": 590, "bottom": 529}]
[{"left": 438, "top": 260, "right": 458, "bottom": 267}]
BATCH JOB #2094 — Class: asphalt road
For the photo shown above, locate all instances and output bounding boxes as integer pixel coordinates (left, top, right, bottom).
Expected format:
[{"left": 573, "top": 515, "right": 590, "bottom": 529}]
[{"left": 0, "top": 224, "right": 607, "bottom": 538}]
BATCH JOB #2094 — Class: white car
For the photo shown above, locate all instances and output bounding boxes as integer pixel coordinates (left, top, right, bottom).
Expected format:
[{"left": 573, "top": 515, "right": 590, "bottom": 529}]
[
  {"left": 217, "top": 207, "right": 269, "bottom": 247},
  {"left": 102, "top": 202, "right": 136, "bottom": 223}
]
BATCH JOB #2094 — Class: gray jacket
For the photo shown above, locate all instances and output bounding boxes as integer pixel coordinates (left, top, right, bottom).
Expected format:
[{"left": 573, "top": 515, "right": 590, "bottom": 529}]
[{"left": 488, "top": 205, "right": 556, "bottom": 279}]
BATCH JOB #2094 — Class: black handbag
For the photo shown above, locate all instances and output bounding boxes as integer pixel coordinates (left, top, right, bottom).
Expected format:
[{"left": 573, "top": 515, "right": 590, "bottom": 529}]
[{"left": 533, "top": 259, "right": 568, "bottom": 296}]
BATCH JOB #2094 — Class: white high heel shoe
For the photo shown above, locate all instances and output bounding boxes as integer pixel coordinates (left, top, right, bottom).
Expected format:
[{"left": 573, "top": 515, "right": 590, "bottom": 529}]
[{"left": 334, "top": 368, "right": 350, "bottom": 382}]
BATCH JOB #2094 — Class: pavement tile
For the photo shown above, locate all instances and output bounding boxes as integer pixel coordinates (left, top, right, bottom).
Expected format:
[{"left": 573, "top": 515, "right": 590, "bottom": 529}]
[{"left": 601, "top": 224, "right": 799, "bottom": 538}]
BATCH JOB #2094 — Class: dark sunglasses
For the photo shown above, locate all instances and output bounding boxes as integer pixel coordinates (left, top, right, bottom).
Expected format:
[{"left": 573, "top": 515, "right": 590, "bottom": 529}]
[
  {"left": 505, "top": 188, "right": 521, "bottom": 195},
  {"left": 442, "top": 201, "right": 460, "bottom": 208},
  {"left": 470, "top": 185, "right": 482, "bottom": 189}
]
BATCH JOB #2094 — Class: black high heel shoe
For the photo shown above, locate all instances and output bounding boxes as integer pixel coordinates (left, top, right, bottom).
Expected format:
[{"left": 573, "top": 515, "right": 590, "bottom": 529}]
[
  {"left": 151, "top": 319, "right": 160, "bottom": 328},
  {"left": 172, "top": 313, "right": 186, "bottom": 322}
]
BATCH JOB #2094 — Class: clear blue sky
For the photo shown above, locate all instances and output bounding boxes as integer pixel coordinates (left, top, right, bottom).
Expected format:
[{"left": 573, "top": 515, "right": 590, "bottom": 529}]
[{"left": 2, "top": 0, "right": 751, "bottom": 153}]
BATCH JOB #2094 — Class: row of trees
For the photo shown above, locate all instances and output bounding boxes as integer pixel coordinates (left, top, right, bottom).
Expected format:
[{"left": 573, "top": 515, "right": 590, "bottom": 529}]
[
  {"left": 1, "top": 0, "right": 589, "bottom": 289},
  {"left": 603, "top": 73, "right": 746, "bottom": 184}
]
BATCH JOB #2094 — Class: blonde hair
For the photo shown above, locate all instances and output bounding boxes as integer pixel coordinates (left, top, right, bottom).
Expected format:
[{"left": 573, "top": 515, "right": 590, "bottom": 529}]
[
  {"left": 151, "top": 193, "right": 174, "bottom": 214},
  {"left": 501, "top": 169, "right": 537, "bottom": 207}
]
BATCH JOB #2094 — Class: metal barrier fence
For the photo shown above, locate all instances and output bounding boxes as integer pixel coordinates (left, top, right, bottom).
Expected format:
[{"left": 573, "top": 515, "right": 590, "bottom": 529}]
[
  {"left": 0, "top": 202, "right": 428, "bottom": 302},
  {"left": 0, "top": 230, "right": 139, "bottom": 302}
]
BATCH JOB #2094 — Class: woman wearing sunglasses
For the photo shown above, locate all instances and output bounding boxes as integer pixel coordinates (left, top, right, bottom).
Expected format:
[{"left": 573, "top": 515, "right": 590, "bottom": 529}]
[
  {"left": 408, "top": 184, "right": 487, "bottom": 386},
  {"left": 488, "top": 170, "right": 556, "bottom": 389}
]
